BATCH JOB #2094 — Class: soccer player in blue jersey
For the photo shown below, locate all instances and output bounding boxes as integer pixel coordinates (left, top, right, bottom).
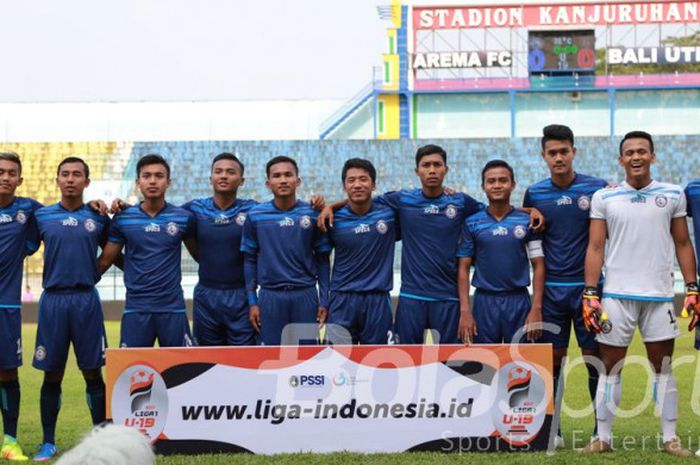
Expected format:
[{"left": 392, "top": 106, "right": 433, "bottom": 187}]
[
  {"left": 241, "top": 156, "right": 331, "bottom": 345},
  {"left": 31, "top": 157, "right": 111, "bottom": 461},
  {"left": 325, "top": 158, "right": 397, "bottom": 345},
  {"left": 182, "top": 153, "right": 257, "bottom": 346},
  {"left": 523, "top": 124, "right": 607, "bottom": 447},
  {"left": 0, "top": 152, "right": 41, "bottom": 461},
  {"left": 98, "top": 154, "right": 196, "bottom": 348},
  {"left": 457, "top": 160, "right": 544, "bottom": 345}
]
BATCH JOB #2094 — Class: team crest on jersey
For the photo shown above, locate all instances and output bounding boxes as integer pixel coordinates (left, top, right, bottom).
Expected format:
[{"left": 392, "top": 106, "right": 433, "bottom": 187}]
[
  {"left": 577, "top": 195, "right": 591, "bottom": 210},
  {"left": 655, "top": 194, "right": 668, "bottom": 208},
  {"left": 84, "top": 218, "right": 97, "bottom": 232},
  {"left": 299, "top": 215, "right": 312, "bottom": 229},
  {"left": 0, "top": 213, "right": 12, "bottom": 224},
  {"left": 235, "top": 213, "right": 246, "bottom": 226},
  {"left": 34, "top": 345, "right": 46, "bottom": 361},
  {"left": 15, "top": 210, "right": 26, "bottom": 224},
  {"left": 601, "top": 319, "right": 613, "bottom": 334},
  {"left": 492, "top": 226, "right": 508, "bottom": 236},
  {"left": 279, "top": 217, "right": 295, "bottom": 227},
  {"left": 376, "top": 220, "right": 388, "bottom": 234},
  {"left": 513, "top": 225, "right": 527, "bottom": 239},
  {"left": 354, "top": 223, "right": 370, "bottom": 234},
  {"left": 62, "top": 216, "right": 79, "bottom": 227},
  {"left": 166, "top": 222, "right": 179, "bottom": 236},
  {"left": 445, "top": 204, "right": 457, "bottom": 219},
  {"left": 214, "top": 214, "right": 230, "bottom": 225},
  {"left": 556, "top": 195, "right": 573, "bottom": 206},
  {"left": 424, "top": 204, "right": 440, "bottom": 215}
]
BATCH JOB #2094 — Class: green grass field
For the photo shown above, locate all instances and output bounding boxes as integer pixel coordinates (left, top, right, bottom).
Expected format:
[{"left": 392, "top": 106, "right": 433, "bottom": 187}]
[{"left": 9, "top": 321, "right": 700, "bottom": 464}]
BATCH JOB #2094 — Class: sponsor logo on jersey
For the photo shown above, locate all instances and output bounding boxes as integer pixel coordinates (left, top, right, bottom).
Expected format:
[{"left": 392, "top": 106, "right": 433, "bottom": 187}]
[
  {"left": 62, "top": 216, "right": 79, "bottom": 227},
  {"left": 214, "top": 214, "right": 230, "bottom": 225},
  {"left": 0, "top": 213, "right": 13, "bottom": 223},
  {"left": 376, "top": 220, "right": 388, "bottom": 234},
  {"left": 445, "top": 204, "right": 457, "bottom": 219},
  {"left": 166, "top": 222, "right": 179, "bottom": 236},
  {"left": 492, "top": 226, "right": 508, "bottom": 236},
  {"left": 655, "top": 194, "right": 668, "bottom": 208},
  {"left": 15, "top": 210, "right": 26, "bottom": 224},
  {"left": 279, "top": 217, "right": 295, "bottom": 227},
  {"left": 577, "top": 195, "right": 591, "bottom": 210},
  {"left": 556, "top": 195, "right": 573, "bottom": 206},
  {"left": 144, "top": 223, "right": 161, "bottom": 233},
  {"left": 630, "top": 193, "right": 647, "bottom": 203},
  {"left": 513, "top": 224, "right": 527, "bottom": 239},
  {"left": 423, "top": 204, "right": 440, "bottom": 215},
  {"left": 354, "top": 223, "right": 370, "bottom": 234},
  {"left": 84, "top": 218, "right": 97, "bottom": 232},
  {"left": 235, "top": 213, "right": 246, "bottom": 226},
  {"left": 299, "top": 215, "right": 312, "bottom": 229}
]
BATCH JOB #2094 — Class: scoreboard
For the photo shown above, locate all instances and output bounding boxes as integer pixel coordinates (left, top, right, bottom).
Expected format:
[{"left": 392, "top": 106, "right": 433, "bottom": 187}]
[{"left": 528, "top": 30, "right": 596, "bottom": 74}]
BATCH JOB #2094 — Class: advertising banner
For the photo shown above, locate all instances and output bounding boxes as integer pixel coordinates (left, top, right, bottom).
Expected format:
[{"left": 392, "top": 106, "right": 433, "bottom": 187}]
[{"left": 106, "top": 345, "right": 553, "bottom": 455}]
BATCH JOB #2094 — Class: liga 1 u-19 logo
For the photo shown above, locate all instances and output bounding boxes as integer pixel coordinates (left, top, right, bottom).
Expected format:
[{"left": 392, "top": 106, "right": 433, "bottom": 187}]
[
  {"left": 111, "top": 364, "right": 169, "bottom": 442},
  {"left": 491, "top": 361, "right": 547, "bottom": 446}
]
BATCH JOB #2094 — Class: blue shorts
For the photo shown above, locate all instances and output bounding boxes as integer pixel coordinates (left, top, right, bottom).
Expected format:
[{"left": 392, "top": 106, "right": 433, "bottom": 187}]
[
  {"left": 120, "top": 312, "right": 192, "bottom": 348},
  {"left": 0, "top": 308, "right": 22, "bottom": 370},
  {"left": 258, "top": 287, "right": 319, "bottom": 346},
  {"left": 193, "top": 284, "right": 255, "bottom": 346},
  {"left": 472, "top": 289, "right": 530, "bottom": 344},
  {"left": 33, "top": 288, "right": 106, "bottom": 372},
  {"left": 540, "top": 284, "right": 598, "bottom": 350},
  {"left": 327, "top": 291, "right": 393, "bottom": 344},
  {"left": 394, "top": 296, "right": 459, "bottom": 344}
]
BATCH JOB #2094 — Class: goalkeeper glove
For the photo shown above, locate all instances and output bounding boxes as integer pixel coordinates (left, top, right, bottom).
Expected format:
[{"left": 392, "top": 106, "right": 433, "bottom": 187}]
[
  {"left": 582, "top": 286, "right": 603, "bottom": 334},
  {"left": 684, "top": 282, "right": 700, "bottom": 331}
]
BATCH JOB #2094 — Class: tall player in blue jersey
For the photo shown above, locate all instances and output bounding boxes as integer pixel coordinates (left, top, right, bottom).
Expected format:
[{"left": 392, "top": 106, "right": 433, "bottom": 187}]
[
  {"left": 182, "top": 153, "right": 256, "bottom": 346},
  {"left": 457, "top": 160, "right": 544, "bottom": 345},
  {"left": 0, "top": 152, "right": 41, "bottom": 462},
  {"left": 31, "top": 157, "right": 111, "bottom": 461},
  {"left": 98, "top": 154, "right": 196, "bottom": 347},
  {"left": 325, "top": 158, "right": 397, "bottom": 345},
  {"left": 523, "top": 124, "right": 607, "bottom": 447},
  {"left": 241, "top": 156, "right": 331, "bottom": 345}
]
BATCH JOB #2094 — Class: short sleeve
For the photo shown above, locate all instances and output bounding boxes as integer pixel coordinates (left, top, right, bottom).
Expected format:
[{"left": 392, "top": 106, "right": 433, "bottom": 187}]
[
  {"left": 108, "top": 215, "right": 126, "bottom": 244},
  {"left": 589, "top": 191, "right": 606, "bottom": 220},
  {"left": 375, "top": 191, "right": 401, "bottom": 212},
  {"left": 674, "top": 190, "right": 687, "bottom": 219},
  {"left": 523, "top": 189, "right": 532, "bottom": 208},
  {"left": 462, "top": 193, "right": 485, "bottom": 217},
  {"left": 455, "top": 220, "right": 475, "bottom": 258},
  {"left": 686, "top": 186, "right": 693, "bottom": 218},
  {"left": 240, "top": 213, "right": 258, "bottom": 254},
  {"left": 184, "top": 211, "right": 197, "bottom": 239},
  {"left": 314, "top": 229, "right": 332, "bottom": 255}
]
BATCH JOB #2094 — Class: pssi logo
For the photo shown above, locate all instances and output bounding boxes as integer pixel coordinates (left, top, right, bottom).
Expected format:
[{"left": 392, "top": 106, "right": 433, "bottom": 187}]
[{"left": 289, "top": 374, "right": 325, "bottom": 387}]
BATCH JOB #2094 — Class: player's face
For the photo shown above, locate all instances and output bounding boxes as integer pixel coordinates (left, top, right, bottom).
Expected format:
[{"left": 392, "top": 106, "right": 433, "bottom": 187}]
[
  {"left": 0, "top": 160, "right": 22, "bottom": 196},
  {"left": 137, "top": 163, "right": 171, "bottom": 200},
  {"left": 56, "top": 161, "right": 90, "bottom": 198},
  {"left": 619, "top": 138, "right": 655, "bottom": 179},
  {"left": 343, "top": 168, "right": 375, "bottom": 204},
  {"left": 210, "top": 159, "right": 244, "bottom": 195},
  {"left": 266, "top": 162, "right": 300, "bottom": 198},
  {"left": 542, "top": 140, "right": 576, "bottom": 177},
  {"left": 482, "top": 167, "right": 515, "bottom": 202},
  {"left": 415, "top": 154, "right": 448, "bottom": 189}
]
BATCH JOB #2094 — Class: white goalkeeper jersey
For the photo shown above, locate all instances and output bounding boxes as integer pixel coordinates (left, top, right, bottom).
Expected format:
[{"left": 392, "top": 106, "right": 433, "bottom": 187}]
[{"left": 590, "top": 180, "right": 686, "bottom": 302}]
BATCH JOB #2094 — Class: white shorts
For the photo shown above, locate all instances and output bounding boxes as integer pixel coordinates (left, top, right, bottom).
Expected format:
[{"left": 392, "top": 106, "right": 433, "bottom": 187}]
[{"left": 596, "top": 297, "right": 680, "bottom": 347}]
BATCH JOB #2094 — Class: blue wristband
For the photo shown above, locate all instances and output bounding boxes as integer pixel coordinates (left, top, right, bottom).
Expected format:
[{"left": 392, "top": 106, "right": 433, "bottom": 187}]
[{"left": 247, "top": 291, "right": 258, "bottom": 306}]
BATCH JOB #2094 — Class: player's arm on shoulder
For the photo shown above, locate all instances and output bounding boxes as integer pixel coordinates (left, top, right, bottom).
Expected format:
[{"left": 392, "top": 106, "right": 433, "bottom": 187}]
[
  {"left": 87, "top": 199, "right": 110, "bottom": 216},
  {"left": 97, "top": 241, "right": 124, "bottom": 275},
  {"left": 317, "top": 199, "right": 348, "bottom": 232},
  {"left": 518, "top": 207, "right": 545, "bottom": 233},
  {"left": 457, "top": 256, "right": 477, "bottom": 344}
]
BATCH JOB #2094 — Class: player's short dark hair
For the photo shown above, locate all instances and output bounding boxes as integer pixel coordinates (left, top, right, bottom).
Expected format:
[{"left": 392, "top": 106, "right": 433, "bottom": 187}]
[
  {"left": 341, "top": 158, "right": 376, "bottom": 184},
  {"left": 481, "top": 159, "right": 515, "bottom": 184},
  {"left": 541, "top": 124, "right": 574, "bottom": 149},
  {"left": 619, "top": 130, "right": 654, "bottom": 155},
  {"left": 57, "top": 156, "right": 90, "bottom": 178},
  {"left": 415, "top": 144, "right": 447, "bottom": 167},
  {"left": 266, "top": 155, "right": 298, "bottom": 178},
  {"left": 211, "top": 152, "right": 244, "bottom": 176},
  {"left": 0, "top": 151, "right": 22, "bottom": 174},
  {"left": 136, "top": 154, "right": 170, "bottom": 179}
]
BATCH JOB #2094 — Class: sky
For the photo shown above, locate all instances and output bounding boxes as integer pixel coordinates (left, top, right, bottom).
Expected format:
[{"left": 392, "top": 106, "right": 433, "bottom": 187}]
[{"left": 0, "top": 0, "right": 387, "bottom": 102}]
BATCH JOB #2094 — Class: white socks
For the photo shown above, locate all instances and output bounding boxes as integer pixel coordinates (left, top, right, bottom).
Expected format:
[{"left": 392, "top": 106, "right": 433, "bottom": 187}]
[
  {"left": 595, "top": 373, "right": 621, "bottom": 444},
  {"left": 653, "top": 373, "right": 678, "bottom": 443}
]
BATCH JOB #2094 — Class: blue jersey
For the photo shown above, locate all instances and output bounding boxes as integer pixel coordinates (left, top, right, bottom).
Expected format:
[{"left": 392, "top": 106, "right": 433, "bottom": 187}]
[
  {"left": 685, "top": 180, "right": 700, "bottom": 276},
  {"left": 35, "top": 203, "right": 110, "bottom": 290},
  {"left": 457, "top": 208, "right": 541, "bottom": 292},
  {"left": 182, "top": 197, "right": 256, "bottom": 289},
  {"left": 328, "top": 203, "right": 397, "bottom": 293},
  {"left": 108, "top": 203, "right": 195, "bottom": 312},
  {"left": 523, "top": 173, "right": 607, "bottom": 284},
  {"left": 241, "top": 200, "right": 331, "bottom": 289},
  {"left": 376, "top": 189, "right": 483, "bottom": 301},
  {"left": 0, "top": 197, "right": 42, "bottom": 307}
]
